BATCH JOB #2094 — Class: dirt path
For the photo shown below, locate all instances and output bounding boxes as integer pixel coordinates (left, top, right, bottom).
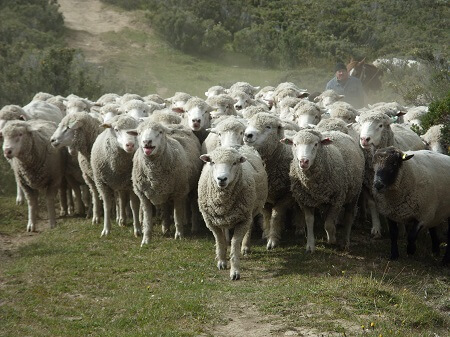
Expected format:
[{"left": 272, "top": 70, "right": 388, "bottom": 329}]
[{"left": 58, "top": 0, "right": 145, "bottom": 63}]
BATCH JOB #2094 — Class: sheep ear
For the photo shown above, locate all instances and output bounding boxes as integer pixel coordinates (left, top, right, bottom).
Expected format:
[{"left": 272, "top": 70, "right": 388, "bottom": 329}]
[
  {"left": 355, "top": 116, "right": 360, "bottom": 123},
  {"left": 68, "top": 119, "right": 82, "bottom": 129},
  {"left": 338, "top": 95, "right": 345, "bottom": 100},
  {"left": 19, "top": 114, "right": 27, "bottom": 121},
  {"left": 389, "top": 116, "right": 398, "bottom": 124},
  {"left": 239, "top": 156, "right": 247, "bottom": 163},
  {"left": 172, "top": 107, "right": 185, "bottom": 113},
  {"left": 127, "top": 130, "right": 138, "bottom": 136},
  {"left": 313, "top": 96, "right": 320, "bottom": 102},
  {"left": 209, "top": 128, "right": 217, "bottom": 134},
  {"left": 396, "top": 111, "right": 406, "bottom": 117},
  {"left": 199, "top": 154, "right": 211, "bottom": 163},
  {"left": 401, "top": 153, "right": 414, "bottom": 161},
  {"left": 101, "top": 123, "right": 112, "bottom": 128},
  {"left": 321, "top": 137, "right": 332, "bottom": 145},
  {"left": 280, "top": 138, "right": 293, "bottom": 145},
  {"left": 347, "top": 123, "right": 354, "bottom": 128},
  {"left": 307, "top": 124, "right": 316, "bottom": 129},
  {"left": 298, "top": 92, "right": 309, "bottom": 99}
]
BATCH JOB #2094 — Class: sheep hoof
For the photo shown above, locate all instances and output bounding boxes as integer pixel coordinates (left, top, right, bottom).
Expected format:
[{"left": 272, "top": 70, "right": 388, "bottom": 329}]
[
  {"left": 118, "top": 218, "right": 126, "bottom": 227},
  {"left": 371, "top": 228, "right": 382, "bottom": 239},
  {"left": 217, "top": 261, "right": 227, "bottom": 270},
  {"left": 174, "top": 231, "right": 183, "bottom": 240},
  {"left": 266, "top": 239, "right": 278, "bottom": 250},
  {"left": 230, "top": 270, "right": 240, "bottom": 281},
  {"left": 60, "top": 210, "right": 67, "bottom": 217},
  {"left": 161, "top": 226, "right": 170, "bottom": 237},
  {"left": 26, "top": 223, "right": 35, "bottom": 232},
  {"left": 16, "top": 199, "right": 24, "bottom": 206},
  {"left": 140, "top": 237, "right": 150, "bottom": 247},
  {"left": 92, "top": 217, "right": 100, "bottom": 225},
  {"left": 101, "top": 229, "right": 109, "bottom": 237},
  {"left": 134, "top": 228, "right": 142, "bottom": 238},
  {"left": 241, "top": 247, "right": 251, "bottom": 256},
  {"left": 305, "top": 244, "right": 315, "bottom": 253}
]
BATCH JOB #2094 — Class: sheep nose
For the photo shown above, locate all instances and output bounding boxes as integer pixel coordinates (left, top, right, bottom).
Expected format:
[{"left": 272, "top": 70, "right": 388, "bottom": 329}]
[
  {"left": 143, "top": 139, "right": 152, "bottom": 146},
  {"left": 360, "top": 137, "right": 370, "bottom": 145},
  {"left": 4, "top": 148, "right": 12, "bottom": 158},
  {"left": 235, "top": 105, "right": 242, "bottom": 110},
  {"left": 218, "top": 176, "right": 227, "bottom": 182},
  {"left": 244, "top": 132, "right": 253, "bottom": 139},
  {"left": 300, "top": 158, "right": 309, "bottom": 168},
  {"left": 126, "top": 143, "right": 134, "bottom": 150},
  {"left": 374, "top": 181, "right": 385, "bottom": 191},
  {"left": 192, "top": 118, "right": 201, "bottom": 123}
]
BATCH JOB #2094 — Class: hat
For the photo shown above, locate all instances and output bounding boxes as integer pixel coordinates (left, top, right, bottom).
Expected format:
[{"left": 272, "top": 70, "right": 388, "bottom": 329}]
[{"left": 334, "top": 62, "right": 347, "bottom": 72}]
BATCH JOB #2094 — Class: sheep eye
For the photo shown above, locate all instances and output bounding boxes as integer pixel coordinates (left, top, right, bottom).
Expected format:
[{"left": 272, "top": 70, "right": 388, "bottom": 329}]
[
  {"left": 233, "top": 162, "right": 237, "bottom": 166},
  {"left": 379, "top": 124, "right": 383, "bottom": 128},
  {"left": 218, "top": 133, "right": 221, "bottom": 137},
  {"left": 266, "top": 125, "right": 271, "bottom": 129},
  {"left": 240, "top": 132, "right": 243, "bottom": 135}
]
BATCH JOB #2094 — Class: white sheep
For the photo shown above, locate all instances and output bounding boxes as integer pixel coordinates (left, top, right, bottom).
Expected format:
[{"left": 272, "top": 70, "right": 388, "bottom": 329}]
[
  {"left": 32, "top": 92, "right": 54, "bottom": 101},
  {"left": 255, "top": 86, "right": 275, "bottom": 109},
  {"left": 129, "top": 120, "right": 202, "bottom": 245},
  {"left": 372, "top": 147, "right": 450, "bottom": 265},
  {"left": 2, "top": 120, "right": 64, "bottom": 231},
  {"left": 243, "top": 113, "right": 297, "bottom": 249},
  {"left": 241, "top": 105, "right": 270, "bottom": 119},
  {"left": 176, "top": 96, "right": 213, "bottom": 143},
  {"left": 205, "top": 85, "right": 227, "bottom": 98},
  {"left": 64, "top": 97, "right": 93, "bottom": 115},
  {"left": 290, "top": 100, "right": 322, "bottom": 128},
  {"left": 117, "top": 93, "right": 144, "bottom": 105},
  {"left": 91, "top": 114, "right": 141, "bottom": 237},
  {"left": 96, "top": 93, "right": 120, "bottom": 106},
  {"left": 421, "top": 124, "right": 446, "bottom": 154},
  {"left": 50, "top": 112, "right": 104, "bottom": 224},
  {"left": 326, "top": 101, "right": 359, "bottom": 124},
  {"left": 404, "top": 106, "right": 428, "bottom": 129},
  {"left": 282, "top": 129, "right": 365, "bottom": 252},
  {"left": 143, "top": 94, "right": 165, "bottom": 105},
  {"left": 206, "top": 94, "right": 237, "bottom": 120},
  {"left": 168, "top": 92, "right": 192, "bottom": 111},
  {"left": 357, "top": 110, "right": 425, "bottom": 237},
  {"left": 314, "top": 89, "right": 345, "bottom": 108},
  {"left": 201, "top": 116, "right": 246, "bottom": 154},
  {"left": 198, "top": 146, "right": 268, "bottom": 280},
  {"left": 227, "top": 81, "right": 260, "bottom": 98}
]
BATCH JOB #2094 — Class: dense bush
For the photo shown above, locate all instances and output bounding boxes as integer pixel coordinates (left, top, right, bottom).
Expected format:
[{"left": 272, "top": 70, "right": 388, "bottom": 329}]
[
  {"left": 101, "top": 0, "right": 448, "bottom": 68},
  {"left": 421, "top": 93, "right": 450, "bottom": 155},
  {"left": 0, "top": 0, "right": 103, "bottom": 107}
]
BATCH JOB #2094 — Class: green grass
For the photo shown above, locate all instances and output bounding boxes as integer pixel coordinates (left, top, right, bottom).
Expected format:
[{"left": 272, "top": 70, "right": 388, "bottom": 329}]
[{"left": 0, "top": 196, "right": 449, "bottom": 336}]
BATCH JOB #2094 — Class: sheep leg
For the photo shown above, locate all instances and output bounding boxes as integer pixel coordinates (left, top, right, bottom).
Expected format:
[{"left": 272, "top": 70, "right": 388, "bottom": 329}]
[
  {"left": 429, "top": 227, "right": 440, "bottom": 257},
  {"left": 67, "top": 187, "right": 74, "bottom": 216},
  {"left": 22, "top": 186, "right": 38, "bottom": 232},
  {"left": 388, "top": 218, "right": 399, "bottom": 260},
  {"left": 189, "top": 191, "right": 202, "bottom": 233},
  {"left": 100, "top": 185, "right": 114, "bottom": 237},
  {"left": 207, "top": 225, "right": 227, "bottom": 270},
  {"left": 266, "top": 198, "right": 291, "bottom": 250},
  {"left": 173, "top": 197, "right": 186, "bottom": 239},
  {"left": 230, "top": 221, "right": 250, "bottom": 281},
  {"left": 294, "top": 204, "right": 305, "bottom": 237},
  {"left": 304, "top": 206, "right": 315, "bottom": 253},
  {"left": 160, "top": 202, "right": 172, "bottom": 236},
  {"left": 81, "top": 185, "right": 91, "bottom": 218},
  {"left": 139, "top": 196, "right": 153, "bottom": 246},
  {"left": 117, "top": 190, "right": 128, "bottom": 227},
  {"left": 16, "top": 182, "right": 24, "bottom": 205},
  {"left": 443, "top": 218, "right": 450, "bottom": 266},
  {"left": 46, "top": 186, "right": 58, "bottom": 229},
  {"left": 261, "top": 206, "right": 271, "bottom": 240},
  {"left": 324, "top": 204, "right": 340, "bottom": 245},
  {"left": 242, "top": 213, "right": 263, "bottom": 255},
  {"left": 59, "top": 178, "right": 68, "bottom": 217},
  {"left": 367, "top": 193, "right": 382, "bottom": 238},
  {"left": 342, "top": 203, "right": 357, "bottom": 250},
  {"left": 406, "top": 220, "right": 422, "bottom": 255},
  {"left": 129, "top": 192, "right": 141, "bottom": 237},
  {"left": 71, "top": 183, "right": 84, "bottom": 216}
]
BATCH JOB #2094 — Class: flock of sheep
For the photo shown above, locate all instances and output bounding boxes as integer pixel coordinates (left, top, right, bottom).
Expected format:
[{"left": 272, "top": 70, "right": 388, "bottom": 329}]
[{"left": 1, "top": 82, "right": 449, "bottom": 280}]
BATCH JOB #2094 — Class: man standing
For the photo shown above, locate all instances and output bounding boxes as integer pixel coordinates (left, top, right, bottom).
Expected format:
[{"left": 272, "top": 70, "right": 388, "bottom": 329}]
[{"left": 326, "top": 62, "right": 365, "bottom": 108}]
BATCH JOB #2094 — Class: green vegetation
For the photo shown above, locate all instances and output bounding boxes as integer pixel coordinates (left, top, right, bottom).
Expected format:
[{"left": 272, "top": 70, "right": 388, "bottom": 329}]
[
  {"left": 101, "top": 0, "right": 449, "bottom": 68},
  {"left": 0, "top": 0, "right": 102, "bottom": 106},
  {"left": 0, "top": 197, "right": 449, "bottom": 336}
]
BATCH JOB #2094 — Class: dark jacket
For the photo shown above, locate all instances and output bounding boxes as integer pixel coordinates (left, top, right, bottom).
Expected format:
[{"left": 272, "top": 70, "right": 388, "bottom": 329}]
[{"left": 325, "top": 76, "right": 365, "bottom": 108}]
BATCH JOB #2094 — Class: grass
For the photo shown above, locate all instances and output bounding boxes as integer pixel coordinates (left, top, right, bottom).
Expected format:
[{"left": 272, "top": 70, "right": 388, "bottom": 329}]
[{"left": 0, "top": 195, "right": 449, "bottom": 336}]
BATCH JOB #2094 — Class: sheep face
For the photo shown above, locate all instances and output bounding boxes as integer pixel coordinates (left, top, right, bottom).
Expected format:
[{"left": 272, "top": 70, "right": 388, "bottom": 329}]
[
  {"left": 216, "top": 128, "right": 245, "bottom": 148},
  {"left": 2, "top": 124, "right": 27, "bottom": 159},
  {"left": 231, "top": 92, "right": 251, "bottom": 111},
  {"left": 50, "top": 119, "right": 80, "bottom": 149},
  {"left": 186, "top": 105, "right": 211, "bottom": 131},
  {"left": 284, "top": 130, "right": 331, "bottom": 171},
  {"left": 244, "top": 114, "right": 283, "bottom": 149},
  {"left": 200, "top": 148, "right": 246, "bottom": 189},
  {"left": 293, "top": 107, "right": 321, "bottom": 128},
  {"left": 124, "top": 101, "right": 150, "bottom": 120},
  {"left": 65, "top": 101, "right": 89, "bottom": 115},
  {"left": 358, "top": 114, "right": 391, "bottom": 149},
  {"left": 136, "top": 125, "right": 167, "bottom": 157},
  {"left": 372, "top": 147, "right": 413, "bottom": 192}
]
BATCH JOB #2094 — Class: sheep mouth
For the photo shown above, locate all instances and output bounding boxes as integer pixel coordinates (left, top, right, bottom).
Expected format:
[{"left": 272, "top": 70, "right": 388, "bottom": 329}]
[
  {"left": 217, "top": 182, "right": 227, "bottom": 188},
  {"left": 143, "top": 145, "right": 156, "bottom": 156}
]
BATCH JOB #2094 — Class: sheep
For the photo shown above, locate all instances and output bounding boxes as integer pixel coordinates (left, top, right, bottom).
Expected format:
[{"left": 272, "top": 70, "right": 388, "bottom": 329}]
[
  {"left": 243, "top": 113, "right": 297, "bottom": 249},
  {"left": 96, "top": 93, "right": 120, "bottom": 106},
  {"left": 91, "top": 114, "right": 141, "bottom": 237},
  {"left": 143, "top": 94, "right": 165, "bottom": 105},
  {"left": 327, "top": 101, "right": 359, "bottom": 124},
  {"left": 229, "top": 90, "right": 256, "bottom": 112},
  {"left": 278, "top": 97, "right": 303, "bottom": 122},
  {"left": 241, "top": 105, "right": 270, "bottom": 119},
  {"left": 255, "top": 86, "right": 275, "bottom": 109},
  {"left": 64, "top": 97, "right": 93, "bottom": 115},
  {"left": 357, "top": 110, "right": 425, "bottom": 237},
  {"left": 272, "top": 87, "right": 309, "bottom": 111},
  {"left": 99, "top": 103, "right": 121, "bottom": 123},
  {"left": 50, "top": 112, "right": 104, "bottom": 224},
  {"left": 314, "top": 89, "right": 345, "bottom": 108},
  {"left": 2, "top": 120, "right": 64, "bottom": 231},
  {"left": 32, "top": 92, "right": 54, "bottom": 101},
  {"left": 315, "top": 117, "right": 352, "bottom": 134},
  {"left": 372, "top": 147, "right": 450, "bottom": 265},
  {"left": 176, "top": 96, "right": 213, "bottom": 143},
  {"left": 119, "top": 99, "right": 153, "bottom": 120},
  {"left": 168, "top": 92, "right": 192, "bottom": 111},
  {"left": 282, "top": 129, "right": 365, "bottom": 252},
  {"left": 206, "top": 94, "right": 237, "bottom": 120},
  {"left": 46, "top": 96, "right": 68, "bottom": 116},
  {"left": 404, "top": 106, "right": 428, "bottom": 129},
  {"left": 366, "top": 102, "right": 407, "bottom": 123},
  {"left": 290, "top": 100, "right": 322, "bottom": 128},
  {"left": 421, "top": 124, "right": 446, "bottom": 154},
  {"left": 205, "top": 85, "right": 227, "bottom": 98},
  {"left": 117, "top": 93, "right": 143, "bottom": 105},
  {"left": 227, "top": 81, "right": 260, "bottom": 98},
  {"left": 201, "top": 116, "right": 246, "bottom": 154},
  {"left": 128, "top": 120, "right": 202, "bottom": 245},
  {"left": 148, "top": 110, "right": 182, "bottom": 125},
  {"left": 198, "top": 146, "right": 268, "bottom": 280}
]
